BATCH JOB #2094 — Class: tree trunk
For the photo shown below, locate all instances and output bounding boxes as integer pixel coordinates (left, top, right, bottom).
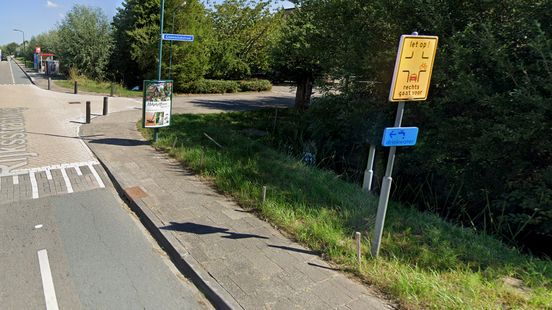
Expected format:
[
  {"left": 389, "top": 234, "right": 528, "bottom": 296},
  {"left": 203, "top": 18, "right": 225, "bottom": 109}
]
[{"left": 295, "top": 74, "right": 313, "bottom": 109}]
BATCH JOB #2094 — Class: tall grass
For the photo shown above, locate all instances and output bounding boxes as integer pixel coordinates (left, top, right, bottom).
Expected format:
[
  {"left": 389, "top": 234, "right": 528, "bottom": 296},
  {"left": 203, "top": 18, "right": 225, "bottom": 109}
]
[{"left": 143, "top": 111, "right": 552, "bottom": 309}]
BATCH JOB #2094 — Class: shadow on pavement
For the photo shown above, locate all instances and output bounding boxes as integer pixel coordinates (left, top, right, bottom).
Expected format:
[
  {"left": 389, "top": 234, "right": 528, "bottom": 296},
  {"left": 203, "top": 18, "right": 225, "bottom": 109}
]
[
  {"left": 268, "top": 244, "right": 318, "bottom": 256},
  {"left": 307, "top": 262, "right": 340, "bottom": 271},
  {"left": 161, "top": 222, "right": 269, "bottom": 240},
  {"left": 188, "top": 96, "right": 293, "bottom": 112},
  {"left": 26, "top": 132, "right": 104, "bottom": 140},
  {"left": 88, "top": 138, "right": 150, "bottom": 146}
]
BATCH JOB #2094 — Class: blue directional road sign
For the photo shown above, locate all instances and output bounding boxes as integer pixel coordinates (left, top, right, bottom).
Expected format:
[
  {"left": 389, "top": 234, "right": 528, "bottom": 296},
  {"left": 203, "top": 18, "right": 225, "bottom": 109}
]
[
  {"left": 382, "top": 127, "right": 419, "bottom": 147},
  {"left": 161, "top": 33, "right": 194, "bottom": 42}
]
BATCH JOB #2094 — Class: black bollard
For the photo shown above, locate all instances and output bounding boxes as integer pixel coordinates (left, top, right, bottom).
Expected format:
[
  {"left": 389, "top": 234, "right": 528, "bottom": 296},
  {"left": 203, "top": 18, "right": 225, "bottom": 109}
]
[
  {"left": 103, "top": 97, "right": 108, "bottom": 115},
  {"left": 110, "top": 83, "right": 115, "bottom": 97},
  {"left": 74, "top": 81, "right": 78, "bottom": 94},
  {"left": 86, "top": 101, "right": 91, "bottom": 123}
]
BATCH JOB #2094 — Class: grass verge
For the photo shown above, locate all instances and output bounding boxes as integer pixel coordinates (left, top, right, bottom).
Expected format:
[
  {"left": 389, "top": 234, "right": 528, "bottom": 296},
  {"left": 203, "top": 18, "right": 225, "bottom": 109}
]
[
  {"left": 142, "top": 110, "right": 552, "bottom": 309},
  {"left": 56, "top": 77, "right": 142, "bottom": 97}
]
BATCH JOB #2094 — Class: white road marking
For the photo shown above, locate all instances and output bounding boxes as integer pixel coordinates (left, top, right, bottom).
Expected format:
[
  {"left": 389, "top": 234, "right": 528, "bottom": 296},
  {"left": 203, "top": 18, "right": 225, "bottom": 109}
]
[
  {"left": 45, "top": 168, "right": 52, "bottom": 180},
  {"left": 8, "top": 58, "right": 15, "bottom": 84},
  {"left": 37, "top": 249, "right": 60, "bottom": 310},
  {"left": 60, "top": 168, "right": 74, "bottom": 193},
  {"left": 30, "top": 171, "right": 39, "bottom": 199},
  {"left": 5, "top": 161, "right": 100, "bottom": 177},
  {"left": 35, "top": 224, "right": 43, "bottom": 229},
  {"left": 12, "top": 175, "right": 19, "bottom": 185},
  {"left": 88, "top": 164, "right": 105, "bottom": 188},
  {"left": 74, "top": 166, "right": 82, "bottom": 176}
]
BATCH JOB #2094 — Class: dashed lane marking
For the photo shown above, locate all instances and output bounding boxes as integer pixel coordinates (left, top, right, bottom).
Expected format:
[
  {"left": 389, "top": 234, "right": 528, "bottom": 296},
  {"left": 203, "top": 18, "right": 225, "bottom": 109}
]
[
  {"left": 37, "top": 249, "right": 60, "bottom": 310},
  {"left": 88, "top": 163, "right": 105, "bottom": 188},
  {"left": 45, "top": 169, "right": 52, "bottom": 180},
  {"left": 30, "top": 171, "right": 39, "bottom": 199},
  {"left": 60, "top": 167, "right": 73, "bottom": 194}
]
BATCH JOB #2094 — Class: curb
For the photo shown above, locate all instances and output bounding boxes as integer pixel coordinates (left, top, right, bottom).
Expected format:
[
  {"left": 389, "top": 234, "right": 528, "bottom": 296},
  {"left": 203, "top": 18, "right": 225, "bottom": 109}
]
[
  {"left": 11, "top": 58, "right": 36, "bottom": 85},
  {"left": 82, "top": 134, "right": 242, "bottom": 310}
]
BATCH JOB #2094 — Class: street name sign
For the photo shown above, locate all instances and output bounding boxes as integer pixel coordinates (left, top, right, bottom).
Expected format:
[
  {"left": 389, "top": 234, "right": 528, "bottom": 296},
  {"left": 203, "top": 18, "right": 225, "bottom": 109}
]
[
  {"left": 389, "top": 35, "right": 438, "bottom": 102},
  {"left": 382, "top": 127, "right": 419, "bottom": 147},
  {"left": 161, "top": 33, "right": 194, "bottom": 42}
]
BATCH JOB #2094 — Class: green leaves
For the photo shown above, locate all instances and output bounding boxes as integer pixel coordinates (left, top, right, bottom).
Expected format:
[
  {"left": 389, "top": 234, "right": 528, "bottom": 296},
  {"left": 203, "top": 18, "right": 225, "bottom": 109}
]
[{"left": 57, "top": 5, "right": 113, "bottom": 80}]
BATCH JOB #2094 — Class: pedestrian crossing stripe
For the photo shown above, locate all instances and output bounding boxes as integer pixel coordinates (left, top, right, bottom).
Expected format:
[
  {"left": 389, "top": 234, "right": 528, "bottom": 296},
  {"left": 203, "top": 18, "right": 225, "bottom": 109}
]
[{"left": 0, "top": 161, "right": 106, "bottom": 202}]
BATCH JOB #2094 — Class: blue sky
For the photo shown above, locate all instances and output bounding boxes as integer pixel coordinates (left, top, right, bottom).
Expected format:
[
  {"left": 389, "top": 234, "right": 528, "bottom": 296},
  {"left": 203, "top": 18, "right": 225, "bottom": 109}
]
[{"left": 0, "top": 0, "right": 294, "bottom": 46}]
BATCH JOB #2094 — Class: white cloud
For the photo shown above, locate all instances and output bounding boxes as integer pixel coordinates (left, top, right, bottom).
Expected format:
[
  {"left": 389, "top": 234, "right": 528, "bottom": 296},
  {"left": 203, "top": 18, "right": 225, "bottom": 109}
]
[{"left": 47, "top": 1, "right": 59, "bottom": 8}]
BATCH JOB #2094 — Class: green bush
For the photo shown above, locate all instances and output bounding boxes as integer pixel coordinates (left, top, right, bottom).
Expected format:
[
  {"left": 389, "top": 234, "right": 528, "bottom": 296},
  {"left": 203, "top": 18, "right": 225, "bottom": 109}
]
[
  {"left": 177, "top": 79, "right": 239, "bottom": 94},
  {"left": 176, "top": 79, "right": 272, "bottom": 94},
  {"left": 238, "top": 79, "right": 272, "bottom": 92}
]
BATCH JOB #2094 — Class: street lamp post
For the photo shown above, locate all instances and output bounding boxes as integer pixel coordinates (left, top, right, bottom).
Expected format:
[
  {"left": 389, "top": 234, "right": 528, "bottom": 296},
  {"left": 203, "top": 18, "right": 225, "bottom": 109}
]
[
  {"left": 169, "top": 1, "right": 187, "bottom": 80},
  {"left": 13, "top": 29, "right": 25, "bottom": 55}
]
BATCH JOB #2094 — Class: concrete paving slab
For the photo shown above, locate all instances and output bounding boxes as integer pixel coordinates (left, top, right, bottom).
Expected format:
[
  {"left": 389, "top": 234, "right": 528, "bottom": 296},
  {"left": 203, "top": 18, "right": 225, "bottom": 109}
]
[{"left": 80, "top": 106, "right": 395, "bottom": 309}]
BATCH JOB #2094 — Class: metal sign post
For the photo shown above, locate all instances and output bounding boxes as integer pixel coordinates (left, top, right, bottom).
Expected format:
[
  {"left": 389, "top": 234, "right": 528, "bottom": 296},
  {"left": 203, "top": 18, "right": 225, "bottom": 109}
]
[
  {"left": 371, "top": 102, "right": 404, "bottom": 257},
  {"left": 371, "top": 32, "right": 438, "bottom": 257},
  {"left": 153, "top": 0, "right": 166, "bottom": 143}
]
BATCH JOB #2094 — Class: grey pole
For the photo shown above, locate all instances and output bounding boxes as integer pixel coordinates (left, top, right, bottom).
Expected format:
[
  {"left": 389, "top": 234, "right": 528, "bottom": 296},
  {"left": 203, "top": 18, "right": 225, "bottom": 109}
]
[
  {"left": 103, "top": 97, "right": 108, "bottom": 115},
  {"left": 74, "top": 81, "right": 78, "bottom": 94},
  {"left": 371, "top": 102, "right": 405, "bottom": 257},
  {"left": 110, "top": 83, "right": 115, "bottom": 97},
  {"left": 362, "top": 144, "right": 377, "bottom": 192},
  {"left": 47, "top": 77, "right": 51, "bottom": 90},
  {"left": 153, "top": 0, "right": 166, "bottom": 143},
  {"left": 85, "top": 101, "right": 91, "bottom": 124},
  {"left": 13, "top": 29, "right": 25, "bottom": 55}
]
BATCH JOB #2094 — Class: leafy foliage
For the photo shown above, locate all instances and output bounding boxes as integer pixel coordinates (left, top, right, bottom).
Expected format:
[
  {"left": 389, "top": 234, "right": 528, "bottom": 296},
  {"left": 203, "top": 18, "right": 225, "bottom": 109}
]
[
  {"left": 177, "top": 78, "right": 272, "bottom": 93},
  {"left": 208, "top": 0, "right": 284, "bottom": 80},
  {"left": 56, "top": 5, "right": 113, "bottom": 80},
  {"left": 275, "top": 0, "right": 552, "bottom": 255},
  {"left": 110, "top": 0, "right": 160, "bottom": 85}
]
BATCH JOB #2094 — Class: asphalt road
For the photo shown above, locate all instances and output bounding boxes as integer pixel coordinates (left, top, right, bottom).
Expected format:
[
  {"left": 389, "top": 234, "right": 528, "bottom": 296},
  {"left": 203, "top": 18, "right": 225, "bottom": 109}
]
[
  {"left": 0, "top": 62, "right": 211, "bottom": 308},
  {"left": 0, "top": 57, "right": 32, "bottom": 85},
  {"left": 0, "top": 189, "right": 210, "bottom": 309}
]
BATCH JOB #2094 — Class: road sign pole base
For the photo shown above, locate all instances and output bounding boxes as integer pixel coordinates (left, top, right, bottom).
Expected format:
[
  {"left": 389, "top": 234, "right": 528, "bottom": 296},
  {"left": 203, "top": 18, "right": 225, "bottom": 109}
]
[{"left": 371, "top": 176, "right": 393, "bottom": 257}]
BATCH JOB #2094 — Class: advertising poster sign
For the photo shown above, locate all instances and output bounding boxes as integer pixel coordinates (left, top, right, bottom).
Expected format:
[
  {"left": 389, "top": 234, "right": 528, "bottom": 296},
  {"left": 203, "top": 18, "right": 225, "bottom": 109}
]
[{"left": 142, "top": 80, "right": 173, "bottom": 128}]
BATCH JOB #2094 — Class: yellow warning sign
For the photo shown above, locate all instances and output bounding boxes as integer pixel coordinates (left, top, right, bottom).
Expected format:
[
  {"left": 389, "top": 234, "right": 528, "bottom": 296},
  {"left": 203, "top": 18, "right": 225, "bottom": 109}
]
[{"left": 389, "top": 35, "right": 438, "bottom": 102}]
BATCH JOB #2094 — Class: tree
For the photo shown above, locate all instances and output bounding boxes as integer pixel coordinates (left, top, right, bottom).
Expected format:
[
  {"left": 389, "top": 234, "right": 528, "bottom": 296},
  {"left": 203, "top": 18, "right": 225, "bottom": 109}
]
[
  {"left": 169, "top": 0, "right": 214, "bottom": 86},
  {"left": 111, "top": 0, "right": 213, "bottom": 88},
  {"left": 24, "top": 30, "right": 60, "bottom": 60},
  {"left": 57, "top": 5, "right": 113, "bottom": 80},
  {"left": 270, "top": 0, "right": 552, "bottom": 254},
  {"left": 110, "top": 0, "right": 159, "bottom": 85},
  {"left": 2, "top": 42, "right": 19, "bottom": 56},
  {"left": 208, "top": 0, "right": 284, "bottom": 80}
]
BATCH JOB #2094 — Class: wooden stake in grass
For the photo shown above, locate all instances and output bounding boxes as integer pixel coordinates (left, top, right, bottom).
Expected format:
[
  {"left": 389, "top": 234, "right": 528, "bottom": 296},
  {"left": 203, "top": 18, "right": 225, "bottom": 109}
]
[
  {"left": 172, "top": 137, "right": 178, "bottom": 148},
  {"left": 355, "top": 232, "right": 362, "bottom": 264},
  {"left": 262, "top": 185, "right": 267, "bottom": 203},
  {"left": 200, "top": 147, "right": 205, "bottom": 168}
]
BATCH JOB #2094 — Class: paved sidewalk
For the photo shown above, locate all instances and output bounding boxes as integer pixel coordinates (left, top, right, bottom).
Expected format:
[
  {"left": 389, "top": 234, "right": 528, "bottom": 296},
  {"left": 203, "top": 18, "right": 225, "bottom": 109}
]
[
  {"left": 81, "top": 110, "right": 393, "bottom": 309},
  {"left": 81, "top": 111, "right": 392, "bottom": 309}
]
